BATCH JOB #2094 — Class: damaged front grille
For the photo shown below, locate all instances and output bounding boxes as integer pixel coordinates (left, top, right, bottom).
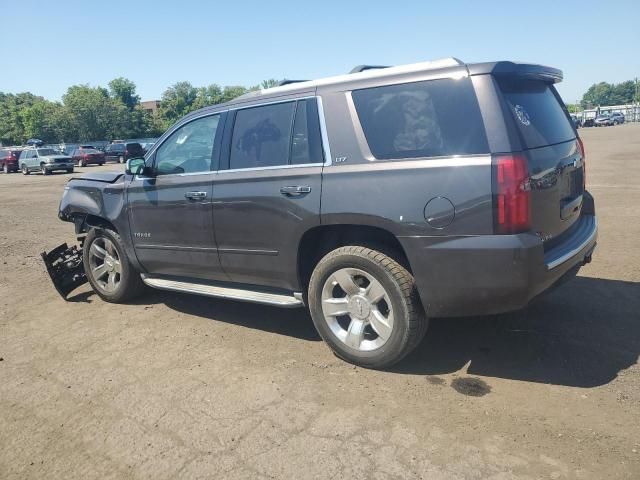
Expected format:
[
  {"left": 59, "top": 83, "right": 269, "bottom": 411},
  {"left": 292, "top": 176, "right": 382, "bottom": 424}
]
[{"left": 41, "top": 243, "right": 87, "bottom": 299}]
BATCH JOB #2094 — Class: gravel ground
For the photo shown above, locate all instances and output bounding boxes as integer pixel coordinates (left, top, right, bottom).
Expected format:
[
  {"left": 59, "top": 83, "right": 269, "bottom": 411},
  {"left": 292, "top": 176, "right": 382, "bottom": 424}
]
[{"left": 1, "top": 124, "right": 639, "bottom": 479}]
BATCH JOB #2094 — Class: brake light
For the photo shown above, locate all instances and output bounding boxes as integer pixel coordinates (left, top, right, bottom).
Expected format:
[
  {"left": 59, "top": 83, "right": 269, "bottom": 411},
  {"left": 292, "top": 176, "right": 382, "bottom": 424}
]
[
  {"left": 577, "top": 136, "right": 586, "bottom": 191},
  {"left": 83, "top": 154, "right": 89, "bottom": 160},
  {"left": 494, "top": 154, "right": 531, "bottom": 234}
]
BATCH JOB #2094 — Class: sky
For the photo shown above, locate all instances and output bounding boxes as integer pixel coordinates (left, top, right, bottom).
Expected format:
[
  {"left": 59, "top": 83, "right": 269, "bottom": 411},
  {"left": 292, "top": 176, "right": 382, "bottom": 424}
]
[{"left": 1, "top": 0, "right": 638, "bottom": 104}]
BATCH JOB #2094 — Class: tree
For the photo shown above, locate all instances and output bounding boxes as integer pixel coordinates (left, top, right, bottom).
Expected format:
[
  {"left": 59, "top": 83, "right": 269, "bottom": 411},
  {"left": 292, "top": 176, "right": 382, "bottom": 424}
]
[
  {"left": 21, "top": 100, "right": 65, "bottom": 143},
  {"left": 108, "top": 77, "right": 140, "bottom": 110},
  {"left": 158, "top": 81, "right": 199, "bottom": 127},
  {"left": 581, "top": 80, "right": 637, "bottom": 108},
  {"left": 261, "top": 79, "right": 280, "bottom": 89}
]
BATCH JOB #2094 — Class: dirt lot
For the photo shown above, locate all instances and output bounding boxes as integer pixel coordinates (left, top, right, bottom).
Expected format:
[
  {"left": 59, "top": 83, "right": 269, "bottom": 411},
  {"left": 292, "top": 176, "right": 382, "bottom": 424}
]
[{"left": 1, "top": 124, "right": 639, "bottom": 479}]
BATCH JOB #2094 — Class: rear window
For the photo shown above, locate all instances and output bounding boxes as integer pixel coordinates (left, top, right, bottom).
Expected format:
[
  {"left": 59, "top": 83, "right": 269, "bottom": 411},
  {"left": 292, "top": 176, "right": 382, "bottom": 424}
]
[
  {"left": 498, "top": 79, "right": 575, "bottom": 149},
  {"left": 126, "top": 143, "right": 143, "bottom": 152},
  {"left": 351, "top": 78, "right": 489, "bottom": 160}
]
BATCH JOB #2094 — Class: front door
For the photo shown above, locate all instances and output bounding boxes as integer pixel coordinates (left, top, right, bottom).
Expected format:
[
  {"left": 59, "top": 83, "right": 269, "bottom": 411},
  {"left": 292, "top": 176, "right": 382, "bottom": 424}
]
[
  {"left": 127, "top": 112, "right": 227, "bottom": 281},
  {"left": 212, "top": 98, "right": 324, "bottom": 291}
]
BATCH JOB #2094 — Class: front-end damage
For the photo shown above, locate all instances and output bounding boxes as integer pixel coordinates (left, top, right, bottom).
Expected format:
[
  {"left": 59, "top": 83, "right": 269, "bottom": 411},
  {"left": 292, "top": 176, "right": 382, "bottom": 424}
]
[{"left": 41, "top": 243, "right": 87, "bottom": 299}]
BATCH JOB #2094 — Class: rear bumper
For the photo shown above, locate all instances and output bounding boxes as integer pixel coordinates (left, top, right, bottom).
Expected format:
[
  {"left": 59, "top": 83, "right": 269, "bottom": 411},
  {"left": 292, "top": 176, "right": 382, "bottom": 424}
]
[{"left": 400, "top": 212, "right": 597, "bottom": 318}]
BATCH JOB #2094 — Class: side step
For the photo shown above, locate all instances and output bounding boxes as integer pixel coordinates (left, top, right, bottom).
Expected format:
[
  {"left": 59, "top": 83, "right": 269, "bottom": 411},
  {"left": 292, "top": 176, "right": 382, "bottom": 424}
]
[{"left": 140, "top": 275, "right": 304, "bottom": 308}]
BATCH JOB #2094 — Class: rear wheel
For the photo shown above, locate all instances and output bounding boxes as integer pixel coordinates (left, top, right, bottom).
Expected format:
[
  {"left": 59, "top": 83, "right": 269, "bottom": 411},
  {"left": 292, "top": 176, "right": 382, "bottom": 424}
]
[
  {"left": 21, "top": 164, "right": 30, "bottom": 175},
  {"left": 118, "top": 156, "right": 124, "bottom": 164},
  {"left": 2, "top": 163, "right": 8, "bottom": 174},
  {"left": 308, "top": 246, "right": 427, "bottom": 369},
  {"left": 83, "top": 227, "right": 145, "bottom": 303},
  {"left": 66, "top": 168, "right": 74, "bottom": 174},
  {"left": 78, "top": 159, "right": 85, "bottom": 167}
]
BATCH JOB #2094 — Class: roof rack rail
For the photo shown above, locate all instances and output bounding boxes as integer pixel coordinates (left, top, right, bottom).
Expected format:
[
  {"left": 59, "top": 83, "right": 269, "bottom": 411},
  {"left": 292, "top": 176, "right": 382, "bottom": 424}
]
[
  {"left": 349, "top": 65, "right": 390, "bottom": 74},
  {"left": 277, "top": 79, "right": 309, "bottom": 87}
]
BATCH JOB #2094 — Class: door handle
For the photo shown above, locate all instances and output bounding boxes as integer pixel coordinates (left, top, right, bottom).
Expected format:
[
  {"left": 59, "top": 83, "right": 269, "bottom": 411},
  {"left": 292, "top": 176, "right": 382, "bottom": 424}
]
[
  {"left": 185, "top": 191, "right": 207, "bottom": 200},
  {"left": 280, "top": 185, "right": 311, "bottom": 196}
]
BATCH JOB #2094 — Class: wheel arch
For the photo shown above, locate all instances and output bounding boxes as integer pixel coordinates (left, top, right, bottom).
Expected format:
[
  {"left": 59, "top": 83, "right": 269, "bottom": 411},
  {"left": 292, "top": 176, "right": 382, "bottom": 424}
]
[{"left": 297, "top": 223, "right": 411, "bottom": 291}]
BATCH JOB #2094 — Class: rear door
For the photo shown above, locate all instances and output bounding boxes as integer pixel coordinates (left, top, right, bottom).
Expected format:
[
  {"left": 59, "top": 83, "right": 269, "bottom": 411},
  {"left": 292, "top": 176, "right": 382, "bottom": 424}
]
[
  {"left": 127, "top": 112, "right": 227, "bottom": 281},
  {"left": 496, "top": 77, "right": 584, "bottom": 244},
  {"left": 212, "top": 98, "right": 324, "bottom": 291}
]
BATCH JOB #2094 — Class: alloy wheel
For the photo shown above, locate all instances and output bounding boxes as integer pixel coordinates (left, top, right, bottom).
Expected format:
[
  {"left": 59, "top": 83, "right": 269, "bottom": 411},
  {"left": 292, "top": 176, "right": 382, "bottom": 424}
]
[
  {"left": 88, "top": 237, "right": 122, "bottom": 293},
  {"left": 321, "top": 267, "right": 394, "bottom": 351}
]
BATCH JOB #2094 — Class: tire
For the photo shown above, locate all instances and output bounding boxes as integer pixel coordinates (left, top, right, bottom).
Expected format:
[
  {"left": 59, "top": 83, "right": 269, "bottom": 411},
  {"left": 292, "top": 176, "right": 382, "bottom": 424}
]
[
  {"left": 2, "top": 163, "right": 8, "bottom": 174},
  {"left": 98, "top": 162, "right": 104, "bottom": 166},
  {"left": 78, "top": 160, "right": 84, "bottom": 167},
  {"left": 83, "top": 227, "right": 145, "bottom": 303},
  {"left": 308, "top": 246, "right": 427, "bottom": 369},
  {"left": 21, "top": 164, "right": 30, "bottom": 175},
  {"left": 119, "top": 156, "right": 124, "bottom": 164},
  {"left": 41, "top": 164, "right": 49, "bottom": 175},
  {"left": 66, "top": 168, "right": 74, "bottom": 174}
]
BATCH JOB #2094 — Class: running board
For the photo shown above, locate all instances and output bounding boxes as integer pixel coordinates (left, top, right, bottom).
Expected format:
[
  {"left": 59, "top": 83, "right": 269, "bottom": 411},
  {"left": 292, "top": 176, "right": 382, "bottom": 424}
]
[{"left": 141, "top": 275, "right": 304, "bottom": 308}]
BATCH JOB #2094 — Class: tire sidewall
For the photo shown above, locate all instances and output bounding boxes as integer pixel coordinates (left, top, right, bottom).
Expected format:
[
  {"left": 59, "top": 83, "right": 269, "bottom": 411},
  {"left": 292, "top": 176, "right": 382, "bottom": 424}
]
[
  {"left": 308, "top": 250, "right": 413, "bottom": 366},
  {"left": 83, "top": 228, "right": 138, "bottom": 303}
]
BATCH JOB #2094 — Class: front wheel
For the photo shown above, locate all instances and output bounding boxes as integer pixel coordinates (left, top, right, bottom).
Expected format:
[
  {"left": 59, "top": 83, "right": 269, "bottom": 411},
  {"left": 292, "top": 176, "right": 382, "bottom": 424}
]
[
  {"left": 2, "top": 164, "right": 8, "bottom": 174},
  {"left": 308, "top": 246, "right": 428, "bottom": 369},
  {"left": 118, "top": 156, "right": 124, "bottom": 164},
  {"left": 41, "top": 165, "right": 49, "bottom": 175},
  {"left": 83, "top": 227, "right": 145, "bottom": 303},
  {"left": 66, "top": 168, "right": 74, "bottom": 174},
  {"left": 22, "top": 164, "right": 30, "bottom": 175}
]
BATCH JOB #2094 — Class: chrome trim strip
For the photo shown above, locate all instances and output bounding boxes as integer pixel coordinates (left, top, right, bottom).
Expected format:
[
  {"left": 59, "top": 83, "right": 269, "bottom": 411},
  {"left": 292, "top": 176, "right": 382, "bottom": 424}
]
[
  {"left": 141, "top": 275, "right": 304, "bottom": 308},
  {"left": 545, "top": 217, "right": 597, "bottom": 270},
  {"left": 228, "top": 95, "right": 315, "bottom": 111},
  {"left": 316, "top": 96, "right": 333, "bottom": 166},
  {"left": 218, "top": 248, "right": 278, "bottom": 256},
  {"left": 136, "top": 244, "right": 217, "bottom": 252},
  {"left": 217, "top": 163, "right": 323, "bottom": 175}
]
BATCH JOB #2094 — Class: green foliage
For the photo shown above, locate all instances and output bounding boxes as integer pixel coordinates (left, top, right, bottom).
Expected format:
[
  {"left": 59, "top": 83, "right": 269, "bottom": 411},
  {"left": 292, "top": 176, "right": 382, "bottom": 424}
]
[
  {"left": 581, "top": 80, "right": 638, "bottom": 108},
  {"left": 108, "top": 77, "right": 140, "bottom": 110}
]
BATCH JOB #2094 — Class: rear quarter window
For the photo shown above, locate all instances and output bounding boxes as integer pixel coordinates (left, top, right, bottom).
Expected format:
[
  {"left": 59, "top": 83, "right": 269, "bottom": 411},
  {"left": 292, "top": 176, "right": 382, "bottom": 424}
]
[
  {"left": 351, "top": 78, "right": 489, "bottom": 160},
  {"left": 498, "top": 79, "right": 575, "bottom": 149}
]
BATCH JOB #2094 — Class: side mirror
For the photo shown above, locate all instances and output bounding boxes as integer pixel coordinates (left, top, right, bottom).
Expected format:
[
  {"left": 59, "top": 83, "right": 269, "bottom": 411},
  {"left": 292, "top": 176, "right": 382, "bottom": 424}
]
[{"left": 125, "top": 157, "right": 148, "bottom": 176}]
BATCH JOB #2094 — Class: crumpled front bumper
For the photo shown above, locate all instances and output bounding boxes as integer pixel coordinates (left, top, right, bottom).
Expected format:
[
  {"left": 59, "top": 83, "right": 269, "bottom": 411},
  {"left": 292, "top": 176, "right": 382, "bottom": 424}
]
[{"left": 41, "top": 243, "right": 87, "bottom": 299}]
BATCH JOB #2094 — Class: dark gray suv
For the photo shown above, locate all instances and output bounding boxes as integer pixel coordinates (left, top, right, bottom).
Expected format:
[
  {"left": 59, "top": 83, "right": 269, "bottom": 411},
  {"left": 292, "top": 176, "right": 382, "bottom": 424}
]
[{"left": 45, "top": 58, "right": 597, "bottom": 368}]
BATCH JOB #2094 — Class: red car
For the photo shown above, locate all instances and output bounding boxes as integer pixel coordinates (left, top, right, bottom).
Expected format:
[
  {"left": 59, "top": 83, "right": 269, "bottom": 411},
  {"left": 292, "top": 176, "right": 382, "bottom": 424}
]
[
  {"left": 70, "top": 146, "right": 105, "bottom": 167},
  {"left": 0, "top": 148, "right": 23, "bottom": 173}
]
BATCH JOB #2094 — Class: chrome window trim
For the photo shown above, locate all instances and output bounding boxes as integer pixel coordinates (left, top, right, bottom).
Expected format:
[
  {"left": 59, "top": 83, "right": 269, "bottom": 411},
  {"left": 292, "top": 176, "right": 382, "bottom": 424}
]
[
  {"left": 316, "top": 96, "right": 332, "bottom": 166},
  {"left": 221, "top": 95, "right": 329, "bottom": 173}
]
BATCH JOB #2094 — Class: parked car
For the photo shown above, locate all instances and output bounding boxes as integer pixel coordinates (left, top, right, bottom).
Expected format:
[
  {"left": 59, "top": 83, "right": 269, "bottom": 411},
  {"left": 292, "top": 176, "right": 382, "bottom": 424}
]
[
  {"left": 71, "top": 146, "right": 105, "bottom": 167},
  {"left": 594, "top": 114, "right": 614, "bottom": 127},
  {"left": 45, "top": 58, "right": 596, "bottom": 368},
  {"left": 104, "top": 142, "right": 144, "bottom": 163},
  {"left": 570, "top": 114, "right": 580, "bottom": 129},
  {"left": 610, "top": 112, "right": 625, "bottom": 124},
  {"left": 0, "top": 148, "right": 23, "bottom": 173},
  {"left": 19, "top": 147, "right": 74, "bottom": 175}
]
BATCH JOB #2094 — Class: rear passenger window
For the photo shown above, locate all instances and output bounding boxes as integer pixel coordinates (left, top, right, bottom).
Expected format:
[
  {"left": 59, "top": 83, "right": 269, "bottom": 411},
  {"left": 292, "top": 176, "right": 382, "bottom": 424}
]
[
  {"left": 351, "top": 78, "right": 489, "bottom": 159},
  {"left": 230, "top": 102, "right": 295, "bottom": 169},
  {"left": 291, "top": 100, "right": 324, "bottom": 165}
]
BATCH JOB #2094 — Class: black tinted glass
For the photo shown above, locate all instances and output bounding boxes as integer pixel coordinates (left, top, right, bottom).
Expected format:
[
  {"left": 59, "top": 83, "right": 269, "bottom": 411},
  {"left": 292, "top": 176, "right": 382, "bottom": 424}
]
[
  {"left": 498, "top": 79, "right": 575, "bottom": 149},
  {"left": 230, "top": 102, "right": 295, "bottom": 169},
  {"left": 352, "top": 78, "right": 489, "bottom": 160},
  {"left": 290, "top": 99, "right": 324, "bottom": 165}
]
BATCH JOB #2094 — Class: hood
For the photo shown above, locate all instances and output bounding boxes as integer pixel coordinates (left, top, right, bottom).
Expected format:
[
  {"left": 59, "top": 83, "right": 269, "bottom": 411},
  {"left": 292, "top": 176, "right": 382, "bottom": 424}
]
[
  {"left": 43, "top": 154, "right": 72, "bottom": 161},
  {"left": 70, "top": 171, "right": 124, "bottom": 183}
]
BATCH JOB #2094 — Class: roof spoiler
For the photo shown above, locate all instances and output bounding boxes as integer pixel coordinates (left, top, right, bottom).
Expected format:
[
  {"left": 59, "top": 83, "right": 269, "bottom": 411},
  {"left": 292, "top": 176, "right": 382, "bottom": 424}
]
[{"left": 468, "top": 61, "right": 563, "bottom": 83}]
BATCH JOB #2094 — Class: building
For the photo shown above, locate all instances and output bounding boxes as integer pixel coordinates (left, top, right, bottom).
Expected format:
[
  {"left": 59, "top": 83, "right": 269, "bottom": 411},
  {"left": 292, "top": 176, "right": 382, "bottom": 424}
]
[{"left": 141, "top": 100, "right": 160, "bottom": 115}]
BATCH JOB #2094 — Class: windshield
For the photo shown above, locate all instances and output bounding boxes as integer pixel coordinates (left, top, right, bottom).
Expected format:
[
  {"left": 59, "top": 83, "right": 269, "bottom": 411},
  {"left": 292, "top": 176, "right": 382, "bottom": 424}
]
[{"left": 37, "top": 148, "right": 59, "bottom": 156}]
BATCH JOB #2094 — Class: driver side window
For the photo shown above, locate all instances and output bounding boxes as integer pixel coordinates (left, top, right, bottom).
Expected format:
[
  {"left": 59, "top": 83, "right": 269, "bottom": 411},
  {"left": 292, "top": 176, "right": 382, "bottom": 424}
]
[{"left": 155, "top": 114, "right": 221, "bottom": 175}]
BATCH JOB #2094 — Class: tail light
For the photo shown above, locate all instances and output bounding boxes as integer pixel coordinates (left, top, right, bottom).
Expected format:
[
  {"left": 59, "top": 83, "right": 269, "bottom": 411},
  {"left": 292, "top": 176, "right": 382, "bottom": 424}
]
[
  {"left": 576, "top": 136, "right": 586, "bottom": 191},
  {"left": 493, "top": 154, "right": 531, "bottom": 234},
  {"left": 83, "top": 154, "right": 89, "bottom": 160}
]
